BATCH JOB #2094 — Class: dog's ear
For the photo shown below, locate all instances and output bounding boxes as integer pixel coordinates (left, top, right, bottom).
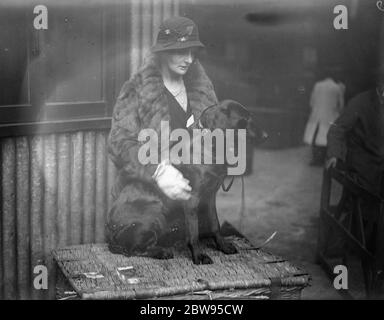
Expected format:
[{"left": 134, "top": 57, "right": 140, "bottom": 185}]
[
  {"left": 200, "top": 104, "right": 226, "bottom": 129},
  {"left": 200, "top": 100, "right": 251, "bottom": 130},
  {"left": 221, "top": 100, "right": 250, "bottom": 119},
  {"left": 219, "top": 100, "right": 251, "bottom": 129}
]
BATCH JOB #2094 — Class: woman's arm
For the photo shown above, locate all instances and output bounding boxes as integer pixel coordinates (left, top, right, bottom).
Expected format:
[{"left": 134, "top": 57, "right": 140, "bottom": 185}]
[{"left": 108, "top": 83, "right": 158, "bottom": 183}]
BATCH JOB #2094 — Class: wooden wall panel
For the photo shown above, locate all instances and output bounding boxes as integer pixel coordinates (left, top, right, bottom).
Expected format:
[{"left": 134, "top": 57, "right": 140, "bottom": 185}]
[
  {"left": 0, "top": 130, "right": 116, "bottom": 299},
  {"left": 15, "top": 137, "right": 30, "bottom": 300}
]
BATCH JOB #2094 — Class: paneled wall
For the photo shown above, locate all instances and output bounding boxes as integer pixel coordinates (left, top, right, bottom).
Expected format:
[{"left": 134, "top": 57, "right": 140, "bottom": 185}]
[
  {"left": 0, "top": 0, "right": 179, "bottom": 300},
  {"left": 1, "top": 130, "right": 115, "bottom": 300}
]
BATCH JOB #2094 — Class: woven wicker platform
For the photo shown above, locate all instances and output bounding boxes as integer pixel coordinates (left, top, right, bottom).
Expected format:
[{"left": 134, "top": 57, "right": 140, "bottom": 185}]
[{"left": 53, "top": 234, "right": 310, "bottom": 300}]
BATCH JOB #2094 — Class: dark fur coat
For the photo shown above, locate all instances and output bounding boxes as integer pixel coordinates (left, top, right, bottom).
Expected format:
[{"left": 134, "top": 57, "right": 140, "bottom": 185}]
[
  {"left": 108, "top": 54, "right": 218, "bottom": 202},
  {"left": 327, "top": 89, "right": 384, "bottom": 195}
]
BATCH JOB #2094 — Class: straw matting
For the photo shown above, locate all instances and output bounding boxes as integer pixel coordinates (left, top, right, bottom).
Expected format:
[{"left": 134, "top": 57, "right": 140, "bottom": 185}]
[{"left": 53, "top": 236, "right": 310, "bottom": 300}]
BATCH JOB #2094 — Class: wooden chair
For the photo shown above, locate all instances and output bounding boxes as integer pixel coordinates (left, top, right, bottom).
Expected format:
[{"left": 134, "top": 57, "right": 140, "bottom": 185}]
[{"left": 316, "top": 166, "right": 384, "bottom": 298}]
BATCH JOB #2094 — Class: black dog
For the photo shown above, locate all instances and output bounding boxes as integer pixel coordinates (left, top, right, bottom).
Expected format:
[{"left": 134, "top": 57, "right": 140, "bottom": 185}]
[{"left": 106, "top": 100, "right": 266, "bottom": 264}]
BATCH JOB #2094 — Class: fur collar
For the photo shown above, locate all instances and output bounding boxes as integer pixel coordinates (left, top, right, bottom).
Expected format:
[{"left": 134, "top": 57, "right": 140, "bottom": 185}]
[{"left": 119, "top": 53, "right": 218, "bottom": 131}]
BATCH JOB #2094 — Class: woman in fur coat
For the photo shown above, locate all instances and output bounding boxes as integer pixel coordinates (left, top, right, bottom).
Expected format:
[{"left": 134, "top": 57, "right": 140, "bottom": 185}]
[{"left": 105, "top": 16, "right": 219, "bottom": 258}]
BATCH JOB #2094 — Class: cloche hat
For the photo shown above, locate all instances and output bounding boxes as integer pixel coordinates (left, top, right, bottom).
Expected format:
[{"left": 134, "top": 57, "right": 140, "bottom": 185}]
[{"left": 152, "top": 16, "right": 204, "bottom": 52}]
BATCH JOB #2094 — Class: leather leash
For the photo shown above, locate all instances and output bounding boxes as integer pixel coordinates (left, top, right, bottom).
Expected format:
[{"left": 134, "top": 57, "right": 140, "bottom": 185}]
[
  {"left": 221, "top": 175, "right": 246, "bottom": 232},
  {"left": 221, "top": 176, "right": 235, "bottom": 192}
]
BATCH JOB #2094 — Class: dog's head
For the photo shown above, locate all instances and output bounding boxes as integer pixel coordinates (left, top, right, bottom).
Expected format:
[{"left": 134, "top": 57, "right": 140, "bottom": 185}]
[
  {"left": 199, "top": 100, "right": 249, "bottom": 131},
  {"left": 199, "top": 99, "right": 268, "bottom": 145}
]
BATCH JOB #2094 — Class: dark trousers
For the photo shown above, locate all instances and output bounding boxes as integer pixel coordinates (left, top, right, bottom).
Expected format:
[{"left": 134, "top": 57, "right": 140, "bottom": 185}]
[
  {"left": 311, "top": 124, "right": 326, "bottom": 165},
  {"left": 312, "top": 145, "right": 327, "bottom": 165}
]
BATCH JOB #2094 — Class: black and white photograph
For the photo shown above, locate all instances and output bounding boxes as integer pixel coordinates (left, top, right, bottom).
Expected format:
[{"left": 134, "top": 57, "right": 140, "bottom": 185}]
[{"left": 0, "top": 0, "right": 384, "bottom": 304}]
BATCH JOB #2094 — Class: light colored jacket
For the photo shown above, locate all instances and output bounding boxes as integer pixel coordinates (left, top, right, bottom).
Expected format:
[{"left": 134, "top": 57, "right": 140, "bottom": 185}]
[{"left": 303, "top": 78, "right": 344, "bottom": 146}]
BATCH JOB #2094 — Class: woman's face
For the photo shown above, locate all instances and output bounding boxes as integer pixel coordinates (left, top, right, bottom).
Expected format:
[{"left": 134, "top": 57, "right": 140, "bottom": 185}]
[{"left": 160, "top": 48, "right": 197, "bottom": 77}]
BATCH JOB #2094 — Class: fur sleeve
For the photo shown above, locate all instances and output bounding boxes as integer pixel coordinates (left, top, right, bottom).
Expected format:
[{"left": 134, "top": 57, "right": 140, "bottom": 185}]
[{"left": 108, "top": 81, "right": 158, "bottom": 183}]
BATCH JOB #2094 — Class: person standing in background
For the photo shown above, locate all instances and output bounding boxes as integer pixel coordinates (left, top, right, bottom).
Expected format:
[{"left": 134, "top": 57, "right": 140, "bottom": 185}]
[
  {"left": 326, "top": 68, "right": 384, "bottom": 197},
  {"left": 303, "top": 72, "right": 344, "bottom": 166},
  {"left": 325, "top": 68, "right": 384, "bottom": 268}
]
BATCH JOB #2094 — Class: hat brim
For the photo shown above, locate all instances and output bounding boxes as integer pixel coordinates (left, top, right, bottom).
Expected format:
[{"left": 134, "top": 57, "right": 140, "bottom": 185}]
[{"left": 151, "top": 40, "right": 205, "bottom": 53}]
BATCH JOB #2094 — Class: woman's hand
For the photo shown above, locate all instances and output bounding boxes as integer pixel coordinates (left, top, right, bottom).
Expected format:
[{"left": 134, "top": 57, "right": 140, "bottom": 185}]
[{"left": 153, "top": 161, "right": 192, "bottom": 200}]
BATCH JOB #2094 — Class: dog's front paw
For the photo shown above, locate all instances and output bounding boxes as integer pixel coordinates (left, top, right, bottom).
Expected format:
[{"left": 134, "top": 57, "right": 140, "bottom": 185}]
[
  {"left": 217, "top": 240, "right": 238, "bottom": 255},
  {"left": 193, "top": 253, "right": 213, "bottom": 265},
  {"left": 147, "top": 247, "right": 174, "bottom": 259}
]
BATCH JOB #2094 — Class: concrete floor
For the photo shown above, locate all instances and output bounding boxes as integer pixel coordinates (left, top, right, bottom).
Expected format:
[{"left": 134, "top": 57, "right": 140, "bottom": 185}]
[{"left": 216, "top": 146, "right": 346, "bottom": 299}]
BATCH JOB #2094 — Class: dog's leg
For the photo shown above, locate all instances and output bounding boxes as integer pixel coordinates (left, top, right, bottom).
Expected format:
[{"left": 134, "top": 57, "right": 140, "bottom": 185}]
[
  {"left": 184, "top": 198, "right": 213, "bottom": 265},
  {"left": 107, "top": 181, "right": 174, "bottom": 260},
  {"left": 208, "top": 194, "right": 238, "bottom": 255}
]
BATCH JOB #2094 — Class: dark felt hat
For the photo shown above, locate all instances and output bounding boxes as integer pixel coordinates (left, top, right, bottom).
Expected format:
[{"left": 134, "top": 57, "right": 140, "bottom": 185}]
[{"left": 152, "top": 16, "right": 204, "bottom": 52}]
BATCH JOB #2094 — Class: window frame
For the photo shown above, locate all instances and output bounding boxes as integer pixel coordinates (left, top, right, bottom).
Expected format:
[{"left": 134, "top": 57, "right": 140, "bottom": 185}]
[{"left": 0, "top": 4, "right": 131, "bottom": 135}]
